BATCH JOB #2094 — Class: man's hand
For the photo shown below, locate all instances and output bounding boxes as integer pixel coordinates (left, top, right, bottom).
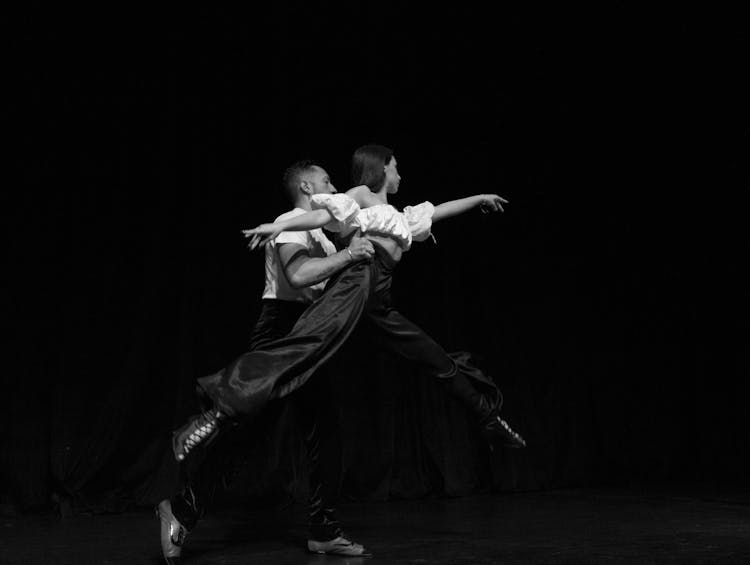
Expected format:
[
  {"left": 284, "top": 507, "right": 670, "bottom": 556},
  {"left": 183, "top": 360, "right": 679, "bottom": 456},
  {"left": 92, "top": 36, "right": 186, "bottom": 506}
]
[
  {"left": 243, "top": 224, "right": 283, "bottom": 250},
  {"left": 347, "top": 236, "right": 375, "bottom": 261},
  {"left": 479, "top": 194, "right": 509, "bottom": 214}
]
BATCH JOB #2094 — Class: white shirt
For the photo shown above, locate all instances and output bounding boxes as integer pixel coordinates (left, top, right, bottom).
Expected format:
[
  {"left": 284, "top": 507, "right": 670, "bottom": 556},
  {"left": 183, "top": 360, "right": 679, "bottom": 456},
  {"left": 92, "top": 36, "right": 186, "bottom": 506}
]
[
  {"left": 310, "top": 191, "right": 435, "bottom": 251},
  {"left": 262, "top": 208, "right": 338, "bottom": 304}
]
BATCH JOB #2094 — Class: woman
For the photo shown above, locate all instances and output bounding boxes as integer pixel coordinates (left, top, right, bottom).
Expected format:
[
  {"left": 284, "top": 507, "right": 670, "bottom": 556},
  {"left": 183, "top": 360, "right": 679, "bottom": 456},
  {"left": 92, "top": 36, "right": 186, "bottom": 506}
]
[{"left": 174, "top": 145, "right": 524, "bottom": 463}]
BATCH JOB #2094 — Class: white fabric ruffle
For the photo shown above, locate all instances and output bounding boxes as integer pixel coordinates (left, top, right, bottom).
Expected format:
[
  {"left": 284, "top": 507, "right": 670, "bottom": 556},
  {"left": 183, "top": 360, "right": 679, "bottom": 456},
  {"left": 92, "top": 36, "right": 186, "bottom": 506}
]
[{"left": 311, "top": 193, "right": 435, "bottom": 250}]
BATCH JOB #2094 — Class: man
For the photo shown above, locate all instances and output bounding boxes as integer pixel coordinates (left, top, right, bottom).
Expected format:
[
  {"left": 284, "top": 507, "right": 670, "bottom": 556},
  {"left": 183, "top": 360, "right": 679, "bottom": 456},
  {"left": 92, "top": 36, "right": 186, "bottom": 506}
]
[{"left": 157, "top": 160, "right": 374, "bottom": 563}]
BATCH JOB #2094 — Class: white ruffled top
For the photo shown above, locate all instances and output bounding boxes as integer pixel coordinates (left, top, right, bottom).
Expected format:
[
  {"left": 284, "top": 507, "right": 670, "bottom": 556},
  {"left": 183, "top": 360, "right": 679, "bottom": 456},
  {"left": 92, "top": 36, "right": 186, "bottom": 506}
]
[{"left": 310, "top": 191, "right": 435, "bottom": 251}]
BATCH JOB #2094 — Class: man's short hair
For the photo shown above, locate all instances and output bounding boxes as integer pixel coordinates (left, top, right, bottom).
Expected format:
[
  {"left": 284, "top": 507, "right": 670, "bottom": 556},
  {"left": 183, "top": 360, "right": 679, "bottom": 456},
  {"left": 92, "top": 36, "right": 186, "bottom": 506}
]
[{"left": 282, "top": 160, "right": 321, "bottom": 202}]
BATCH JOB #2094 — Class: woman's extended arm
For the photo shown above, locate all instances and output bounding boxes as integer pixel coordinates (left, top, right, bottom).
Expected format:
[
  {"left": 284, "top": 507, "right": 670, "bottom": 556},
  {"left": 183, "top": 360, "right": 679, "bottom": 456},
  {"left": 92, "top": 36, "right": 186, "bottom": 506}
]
[
  {"left": 432, "top": 194, "right": 508, "bottom": 223},
  {"left": 242, "top": 209, "right": 334, "bottom": 250}
]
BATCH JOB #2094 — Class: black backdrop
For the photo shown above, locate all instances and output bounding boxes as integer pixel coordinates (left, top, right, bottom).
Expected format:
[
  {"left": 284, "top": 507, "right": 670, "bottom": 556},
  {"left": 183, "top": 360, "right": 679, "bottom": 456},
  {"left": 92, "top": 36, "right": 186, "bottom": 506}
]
[{"left": 5, "top": 5, "right": 748, "bottom": 514}]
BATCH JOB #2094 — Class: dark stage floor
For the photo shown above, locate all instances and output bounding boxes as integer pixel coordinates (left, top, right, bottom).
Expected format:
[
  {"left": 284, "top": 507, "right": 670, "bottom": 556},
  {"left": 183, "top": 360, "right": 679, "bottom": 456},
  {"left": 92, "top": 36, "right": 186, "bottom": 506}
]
[{"left": 2, "top": 484, "right": 750, "bottom": 564}]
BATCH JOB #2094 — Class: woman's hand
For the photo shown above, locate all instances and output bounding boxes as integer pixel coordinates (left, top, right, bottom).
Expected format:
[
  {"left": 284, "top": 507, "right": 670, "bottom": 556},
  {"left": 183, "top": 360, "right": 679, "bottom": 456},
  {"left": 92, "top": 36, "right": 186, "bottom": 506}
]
[
  {"left": 242, "top": 224, "right": 283, "bottom": 250},
  {"left": 479, "top": 194, "right": 508, "bottom": 214}
]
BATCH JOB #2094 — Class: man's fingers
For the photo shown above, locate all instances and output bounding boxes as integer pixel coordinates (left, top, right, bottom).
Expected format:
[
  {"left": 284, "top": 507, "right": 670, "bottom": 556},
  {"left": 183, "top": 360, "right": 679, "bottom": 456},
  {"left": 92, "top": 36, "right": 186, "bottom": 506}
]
[
  {"left": 251, "top": 234, "right": 264, "bottom": 250},
  {"left": 244, "top": 226, "right": 279, "bottom": 251}
]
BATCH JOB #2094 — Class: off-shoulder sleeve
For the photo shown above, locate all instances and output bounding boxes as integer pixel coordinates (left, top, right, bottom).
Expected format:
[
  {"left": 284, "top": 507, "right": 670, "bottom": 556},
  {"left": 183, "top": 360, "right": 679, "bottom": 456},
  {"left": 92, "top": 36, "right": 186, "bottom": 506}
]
[
  {"left": 310, "top": 193, "right": 361, "bottom": 232},
  {"left": 402, "top": 201, "right": 435, "bottom": 242}
]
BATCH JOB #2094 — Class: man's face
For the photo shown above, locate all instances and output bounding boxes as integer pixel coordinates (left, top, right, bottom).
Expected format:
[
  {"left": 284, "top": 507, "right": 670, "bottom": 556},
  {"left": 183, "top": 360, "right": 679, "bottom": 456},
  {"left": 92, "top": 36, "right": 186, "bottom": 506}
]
[{"left": 302, "top": 166, "right": 337, "bottom": 195}]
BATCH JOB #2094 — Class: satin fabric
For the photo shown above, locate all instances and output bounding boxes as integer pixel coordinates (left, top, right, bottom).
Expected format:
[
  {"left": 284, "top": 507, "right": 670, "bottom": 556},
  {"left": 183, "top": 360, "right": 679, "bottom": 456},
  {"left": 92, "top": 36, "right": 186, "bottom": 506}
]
[
  {"left": 251, "top": 301, "right": 344, "bottom": 540},
  {"left": 198, "top": 258, "right": 373, "bottom": 418},
  {"left": 197, "top": 244, "right": 502, "bottom": 423},
  {"left": 360, "top": 253, "right": 502, "bottom": 417},
  {"left": 310, "top": 193, "right": 435, "bottom": 250},
  {"left": 173, "top": 299, "right": 344, "bottom": 539}
]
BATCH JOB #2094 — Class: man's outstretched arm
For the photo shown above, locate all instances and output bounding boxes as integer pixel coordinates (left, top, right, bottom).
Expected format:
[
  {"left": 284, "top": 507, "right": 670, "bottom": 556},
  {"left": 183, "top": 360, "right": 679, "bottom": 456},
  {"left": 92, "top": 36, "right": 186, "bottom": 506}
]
[{"left": 244, "top": 209, "right": 334, "bottom": 250}]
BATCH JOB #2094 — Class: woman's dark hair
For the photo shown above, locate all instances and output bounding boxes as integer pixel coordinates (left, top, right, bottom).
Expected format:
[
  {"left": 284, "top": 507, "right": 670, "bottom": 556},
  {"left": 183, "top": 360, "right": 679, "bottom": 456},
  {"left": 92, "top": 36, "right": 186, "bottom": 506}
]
[{"left": 351, "top": 145, "right": 393, "bottom": 191}]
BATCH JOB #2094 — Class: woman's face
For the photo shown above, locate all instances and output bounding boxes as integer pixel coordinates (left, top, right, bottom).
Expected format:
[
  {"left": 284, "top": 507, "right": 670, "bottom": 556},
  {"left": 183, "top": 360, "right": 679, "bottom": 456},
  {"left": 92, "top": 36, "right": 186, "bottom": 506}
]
[{"left": 384, "top": 156, "right": 401, "bottom": 194}]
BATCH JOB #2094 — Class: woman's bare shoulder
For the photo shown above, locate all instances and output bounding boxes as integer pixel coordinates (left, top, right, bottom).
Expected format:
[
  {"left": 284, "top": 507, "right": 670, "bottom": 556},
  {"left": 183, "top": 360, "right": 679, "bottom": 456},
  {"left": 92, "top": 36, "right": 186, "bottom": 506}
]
[
  {"left": 346, "top": 185, "right": 379, "bottom": 208},
  {"left": 345, "top": 185, "right": 370, "bottom": 197}
]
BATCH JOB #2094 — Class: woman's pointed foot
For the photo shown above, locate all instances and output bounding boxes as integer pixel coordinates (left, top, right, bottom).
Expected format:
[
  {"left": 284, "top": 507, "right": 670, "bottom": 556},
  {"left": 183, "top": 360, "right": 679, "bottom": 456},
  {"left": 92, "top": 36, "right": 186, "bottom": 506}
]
[
  {"left": 172, "top": 410, "right": 223, "bottom": 462},
  {"left": 482, "top": 413, "right": 526, "bottom": 448}
]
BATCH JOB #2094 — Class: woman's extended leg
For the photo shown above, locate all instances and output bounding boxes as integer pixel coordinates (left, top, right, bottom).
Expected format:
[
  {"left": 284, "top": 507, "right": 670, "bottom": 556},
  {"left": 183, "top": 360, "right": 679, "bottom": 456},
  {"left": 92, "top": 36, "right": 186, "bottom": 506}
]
[
  {"left": 363, "top": 305, "right": 525, "bottom": 448},
  {"left": 172, "top": 259, "right": 374, "bottom": 461}
]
